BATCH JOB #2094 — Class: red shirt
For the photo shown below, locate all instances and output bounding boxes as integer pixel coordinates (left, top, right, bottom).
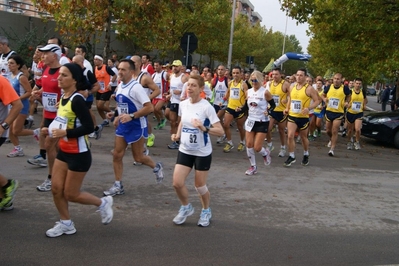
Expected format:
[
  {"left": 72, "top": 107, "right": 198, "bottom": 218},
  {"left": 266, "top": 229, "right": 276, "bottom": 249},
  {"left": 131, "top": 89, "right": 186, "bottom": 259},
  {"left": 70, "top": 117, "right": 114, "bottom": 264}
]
[{"left": 41, "top": 67, "right": 61, "bottom": 119}]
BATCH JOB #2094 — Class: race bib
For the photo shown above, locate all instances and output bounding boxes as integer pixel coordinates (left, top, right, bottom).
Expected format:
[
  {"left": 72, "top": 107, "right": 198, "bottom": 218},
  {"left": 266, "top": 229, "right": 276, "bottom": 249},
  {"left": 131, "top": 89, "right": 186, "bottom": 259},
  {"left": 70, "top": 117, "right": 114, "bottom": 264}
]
[
  {"left": 117, "top": 103, "right": 129, "bottom": 115},
  {"left": 48, "top": 116, "right": 67, "bottom": 138},
  {"left": 245, "top": 119, "right": 255, "bottom": 132},
  {"left": 272, "top": 95, "right": 280, "bottom": 106},
  {"left": 328, "top": 97, "right": 339, "bottom": 109},
  {"left": 42, "top": 92, "right": 58, "bottom": 112},
  {"left": 181, "top": 127, "right": 200, "bottom": 150},
  {"left": 99, "top": 81, "right": 105, "bottom": 91},
  {"left": 231, "top": 88, "right": 239, "bottom": 99},
  {"left": 291, "top": 100, "right": 302, "bottom": 114},
  {"left": 351, "top": 101, "right": 362, "bottom": 112}
]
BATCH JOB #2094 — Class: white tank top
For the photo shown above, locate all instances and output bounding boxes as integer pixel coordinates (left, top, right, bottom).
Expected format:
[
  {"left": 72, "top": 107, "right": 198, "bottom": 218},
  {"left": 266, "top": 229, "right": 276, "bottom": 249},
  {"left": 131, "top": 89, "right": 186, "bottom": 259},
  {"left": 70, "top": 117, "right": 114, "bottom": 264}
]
[
  {"left": 247, "top": 86, "right": 269, "bottom": 122},
  {"left": 170, "top": 73, "right": 184, "bottom": 104},
  {"left": 213, "top": 78, "right": 228, "bottom": 105}
]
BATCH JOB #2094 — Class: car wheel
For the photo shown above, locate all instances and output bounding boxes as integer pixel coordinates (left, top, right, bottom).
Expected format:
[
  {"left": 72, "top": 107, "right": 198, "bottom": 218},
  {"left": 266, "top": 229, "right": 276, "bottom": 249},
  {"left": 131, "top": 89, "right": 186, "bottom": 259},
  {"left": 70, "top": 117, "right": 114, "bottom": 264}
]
[{"left": 394, "top": 131, "right": 399, "bottom": 149}]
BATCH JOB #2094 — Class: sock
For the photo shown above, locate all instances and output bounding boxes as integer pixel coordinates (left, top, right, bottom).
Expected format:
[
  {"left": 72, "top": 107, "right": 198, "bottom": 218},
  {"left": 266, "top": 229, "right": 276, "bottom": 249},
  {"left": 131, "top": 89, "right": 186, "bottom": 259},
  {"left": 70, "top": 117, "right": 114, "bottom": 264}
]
[
  {"left": 47, "top": 175, "right": 51, "bottom": 180},
  {"left": 259, "top": 147, "right": 267, "bottom": 157},
  {"left": 304, "top": 150, "right": 309, "bottom": 156},
  {"left": 228, "top": 140, "right": 233, "bottom": 145},
  {"left": 28, "top": 115, "right": 34, "bottom": 120},
  {"left": 246, "top": 147, "right": 256, "bottom": 166},
  {"left": 115, "top": 181, "right": 121, "bottom": 187},
  {"left": 40, "top": 149, "right": 46, "bottom": 159},
  {"left": 202, "top": 208, "right": 210, "bottom": 212},
  {"left": 240, "top": 140, "right": 245, "bottom": 145},
  {"left": 289, "top": 152, "right": 295, "bottom": 158},
  {"left": 60, "top": 219, "right": 72, "bottom": 226},
  {"left": 281, "top": 145, "right": 286, "bottom": 149}
]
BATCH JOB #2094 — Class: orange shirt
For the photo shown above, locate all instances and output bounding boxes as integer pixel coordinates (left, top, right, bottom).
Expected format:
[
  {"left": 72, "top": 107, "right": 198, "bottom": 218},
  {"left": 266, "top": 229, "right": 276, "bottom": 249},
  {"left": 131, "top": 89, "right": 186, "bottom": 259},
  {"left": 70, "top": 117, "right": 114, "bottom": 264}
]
[{"left": 0, "top": 75, "right": 20, "bottom": 106}]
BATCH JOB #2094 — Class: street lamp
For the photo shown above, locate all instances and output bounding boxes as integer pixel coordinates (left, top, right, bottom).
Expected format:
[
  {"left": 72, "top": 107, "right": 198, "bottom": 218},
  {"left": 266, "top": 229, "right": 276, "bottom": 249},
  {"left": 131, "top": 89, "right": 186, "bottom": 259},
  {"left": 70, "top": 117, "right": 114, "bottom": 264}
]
[{"left": 227, "top": 0, "right": 237, "bottom": 70}]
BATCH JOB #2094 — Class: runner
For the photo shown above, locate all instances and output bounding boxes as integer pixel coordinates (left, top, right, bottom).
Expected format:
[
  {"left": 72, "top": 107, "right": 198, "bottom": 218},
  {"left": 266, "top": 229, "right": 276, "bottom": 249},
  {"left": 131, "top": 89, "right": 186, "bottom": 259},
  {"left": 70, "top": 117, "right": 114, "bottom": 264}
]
[
  {"left": 152, "top": 60, "right": 169, "bottom": 130},
  {"left": 283, "top": 69, "right": 320, "bottom": 167},
  {"left": 346, "top": 78, "right": 367, "bottom": 150},
  {"left": 266, "top": 67, "right": 290, "bottom": 156},
  {"left": 0, "top": 75, "right": 22, "bottom": 211},
  {"left": 311, "top": 79, "right": 326, "bottom": 138},
  {"left": 322, "top": 73, "right": 351, "bottom": 156},
  {"left": 244, "top": 70, "right": 274, "bottom": 175},
  {"left": 223, "top": 66, "right": 248, "bottom": 153},
  {"left": 167, "top": 60, "right": 188, "bottom": 149},
  {"left": 44, "top": 63, "right": 113, "bottom": 237},
  {"left": 103, "top": 59, "right": 164, "bottom": 197},
  {"left": 211, "top": 65, "right": 229, "bottom": 144},
  {"left": 170, "top": 74, "right": 223, "bottom": 227}
]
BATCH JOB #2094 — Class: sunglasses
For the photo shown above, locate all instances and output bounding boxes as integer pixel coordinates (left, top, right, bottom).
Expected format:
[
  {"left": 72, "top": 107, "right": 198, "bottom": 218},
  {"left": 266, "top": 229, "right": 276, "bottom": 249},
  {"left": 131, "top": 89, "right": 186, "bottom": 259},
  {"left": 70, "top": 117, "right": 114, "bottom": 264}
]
[{"left": 251, "top": 79, "right": 258, "bottom": 83}]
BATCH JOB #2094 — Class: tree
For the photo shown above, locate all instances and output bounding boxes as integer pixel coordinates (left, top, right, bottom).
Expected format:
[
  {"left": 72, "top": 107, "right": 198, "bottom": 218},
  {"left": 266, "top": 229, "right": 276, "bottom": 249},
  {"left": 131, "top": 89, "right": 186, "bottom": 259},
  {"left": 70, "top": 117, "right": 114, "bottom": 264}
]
[{"left": 280, "top": 0, "right": 399, "bottom": 83}]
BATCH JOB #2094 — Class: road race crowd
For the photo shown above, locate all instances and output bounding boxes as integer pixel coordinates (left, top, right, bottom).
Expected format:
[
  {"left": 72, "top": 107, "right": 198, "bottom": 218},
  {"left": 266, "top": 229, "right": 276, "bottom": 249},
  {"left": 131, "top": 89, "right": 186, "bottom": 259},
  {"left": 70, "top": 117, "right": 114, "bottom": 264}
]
[{"left": 0, "top": 36, "right": 370, "bottom": 236}]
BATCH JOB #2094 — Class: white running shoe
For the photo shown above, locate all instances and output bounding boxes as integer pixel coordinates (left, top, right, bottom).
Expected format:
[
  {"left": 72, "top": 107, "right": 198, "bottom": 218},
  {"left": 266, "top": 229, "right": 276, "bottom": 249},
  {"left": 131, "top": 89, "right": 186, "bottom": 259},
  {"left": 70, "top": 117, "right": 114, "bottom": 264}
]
[
  {"left": 245, "top": 165, "right": 258, "bottom": 175},
  {"left": 7, "top": 148, "right": 24, "bottom": 158},
  {"left": 46, "top": 221, "right": 76, "bottom": 238},
  {"left": 278, "top": 148, "right": 286, "bottom": 157},
  {"left": 197, "top": 208, "right": 212, "bottom": 227},
  {"left": 99, "top": 196, "right": 113, "bottom": 225},
  {"left": 173, "top": 203, "right": 194, "bottom": 225},
  {"left": 103, "top": 183, "right": 125, "bottom": 196},
  {"left": 28, "top": 155, "right": 48, "bottom": 167},
  {"left": 37, "top": 179, "right": 51, "bottom": 192},
  {"left": 153, "top": 162, "right": 164, "bottom": 184},
  {"left": 354, "top": 141, "right": 361, "bottom": 150},
  {"left": 263, "top": 150, "right": 271, "bottom": 166}
]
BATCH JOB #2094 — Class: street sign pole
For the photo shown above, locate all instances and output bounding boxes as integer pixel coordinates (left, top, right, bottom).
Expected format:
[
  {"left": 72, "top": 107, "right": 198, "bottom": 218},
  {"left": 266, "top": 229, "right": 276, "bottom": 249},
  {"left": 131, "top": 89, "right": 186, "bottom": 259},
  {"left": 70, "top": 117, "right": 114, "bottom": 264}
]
[
  {"left": 227, "top": 0, "right": 237, "bottom": 70},
  {"left": 185, "top": 34, "right": 191, "bottom": 66}
]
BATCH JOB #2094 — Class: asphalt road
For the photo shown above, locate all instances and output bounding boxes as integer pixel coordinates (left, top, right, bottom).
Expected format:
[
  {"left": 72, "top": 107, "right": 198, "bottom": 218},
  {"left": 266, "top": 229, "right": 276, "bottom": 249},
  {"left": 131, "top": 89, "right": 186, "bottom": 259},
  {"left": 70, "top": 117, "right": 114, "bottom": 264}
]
[{"left": 1, "top": 98, "right": 399, "bottom": 266}]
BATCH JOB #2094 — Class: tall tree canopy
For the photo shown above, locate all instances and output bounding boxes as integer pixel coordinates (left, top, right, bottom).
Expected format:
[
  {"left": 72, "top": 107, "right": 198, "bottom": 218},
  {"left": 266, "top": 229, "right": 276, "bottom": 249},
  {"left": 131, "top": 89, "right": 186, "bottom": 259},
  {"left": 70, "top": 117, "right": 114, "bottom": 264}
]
[{"left": 280, "top": 0, "right": 399, "bottom": 82}]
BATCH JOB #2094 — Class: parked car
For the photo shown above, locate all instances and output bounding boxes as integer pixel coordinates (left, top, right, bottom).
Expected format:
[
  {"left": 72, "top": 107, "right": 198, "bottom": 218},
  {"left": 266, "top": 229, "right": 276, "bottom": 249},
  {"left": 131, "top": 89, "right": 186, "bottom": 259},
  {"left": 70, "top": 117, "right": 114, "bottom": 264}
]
[
  {"left": 366, "top": 87, "right": 376, "bottom": 96},
  {"left": 362, "top": 110, "right": 399, "bottom": 148}
]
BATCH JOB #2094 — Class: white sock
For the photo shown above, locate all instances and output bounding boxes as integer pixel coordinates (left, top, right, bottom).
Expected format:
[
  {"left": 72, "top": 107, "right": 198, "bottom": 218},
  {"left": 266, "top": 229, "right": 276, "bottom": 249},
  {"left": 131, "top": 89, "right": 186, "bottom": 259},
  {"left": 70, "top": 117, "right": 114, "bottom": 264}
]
[
  {"left": 289, "top": 152, "right": 295, "bottom": 158},
  {"left": 259, "top": 147, "right": 267, "bottom": 157},
  {"left": 115, "top": 181, "right": 121, "bottom": 187},
  {"left": 246, "top": 147, "right": 256, "bottom": 166},
  {"left": 60, "top": 219, "right": 72, "bottom": 226},
  {"left": 304, "top": 150, "right": 309, "bottom": 156}
]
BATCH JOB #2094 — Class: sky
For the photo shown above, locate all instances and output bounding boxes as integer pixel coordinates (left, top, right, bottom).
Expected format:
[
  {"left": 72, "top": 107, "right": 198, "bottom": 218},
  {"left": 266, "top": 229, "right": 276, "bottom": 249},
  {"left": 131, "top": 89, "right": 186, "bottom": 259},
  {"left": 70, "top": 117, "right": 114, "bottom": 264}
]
[{"left": 249, "top": 0, "right": 310, "bottom": 53}]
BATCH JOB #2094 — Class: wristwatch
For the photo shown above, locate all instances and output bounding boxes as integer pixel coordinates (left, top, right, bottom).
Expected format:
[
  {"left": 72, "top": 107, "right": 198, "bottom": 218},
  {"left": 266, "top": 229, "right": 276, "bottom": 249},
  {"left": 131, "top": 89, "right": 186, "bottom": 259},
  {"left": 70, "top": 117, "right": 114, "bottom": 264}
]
[
  {"left": 204, "top": 126, "right": 210, "bottom": 133},
  {"left": 1, "top": 122, "right": 9, "bottom": 130},
  {"left": 129, "top": 113, "right": 135, "bottom": 119}
]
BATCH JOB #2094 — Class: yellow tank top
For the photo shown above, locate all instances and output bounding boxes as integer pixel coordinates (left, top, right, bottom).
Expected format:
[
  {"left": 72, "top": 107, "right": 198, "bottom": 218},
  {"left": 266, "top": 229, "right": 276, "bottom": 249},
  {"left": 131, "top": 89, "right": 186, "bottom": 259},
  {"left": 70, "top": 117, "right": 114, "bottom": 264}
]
[
  {"left": 326, "top": 85, "right": 346, "bottom": 113},
  {"left": 347, "top": 89, "right": 365, "bottom": 114},
  {"left": 269, "top": 80, "right": 287, "bottom": 112},
  {"left": 227, "top": 80, "right": 245, "bottom": 109},
  {"left": 313, "top": 89, "right": 324, "bottom": 113},
  {"left": 289, "top": 83, "right": 311, "bottom": 118}
]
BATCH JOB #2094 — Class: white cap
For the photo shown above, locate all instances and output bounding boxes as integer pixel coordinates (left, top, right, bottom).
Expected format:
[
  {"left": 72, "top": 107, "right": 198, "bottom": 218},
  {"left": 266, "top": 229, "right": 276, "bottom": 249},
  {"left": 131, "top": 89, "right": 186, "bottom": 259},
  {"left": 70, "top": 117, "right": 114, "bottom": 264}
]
[{"left": 38, "top": 44, "right": 62, "bottom": 59}]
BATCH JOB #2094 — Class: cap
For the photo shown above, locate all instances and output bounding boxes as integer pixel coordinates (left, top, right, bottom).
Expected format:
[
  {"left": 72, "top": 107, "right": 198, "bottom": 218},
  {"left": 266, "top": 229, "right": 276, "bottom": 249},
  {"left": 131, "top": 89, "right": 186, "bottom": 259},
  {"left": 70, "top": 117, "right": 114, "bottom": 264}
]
[
  {"left": 38, "top": 44, "right": 61, "bottom": 58},
  {"left": 186, "top": 69, "right": 191, "bottom": 73},
  {"left": 125, "top": 55, "right": 132, "bottom": 60},
  {"left": 172, "top": 60, "right": 182, "bottom": 66}
]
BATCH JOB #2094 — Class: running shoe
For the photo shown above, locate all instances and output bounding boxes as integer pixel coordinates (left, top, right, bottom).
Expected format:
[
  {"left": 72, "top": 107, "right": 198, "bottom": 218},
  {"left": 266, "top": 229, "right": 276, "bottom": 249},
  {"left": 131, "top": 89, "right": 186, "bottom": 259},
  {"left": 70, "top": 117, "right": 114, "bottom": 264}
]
[
  {"left": 0, "top": 201, "right": 14, "bottom": 211},
  {"left": 153, "top": 162, "right": 164, "bottom": 184},
  {"left": 33, "top": 128, "right": 40, "bottom": 142},
  {"left": 284, "top": 156, "right": 296, "bottom": 167},
  {"left": 347, "top": 142, "right": 353, "bottom": 150},
  {"left": 223, "top": 142, "right": 234, "bottom": 153},
  {"left": 46, "top": 221, "right": 76, "bottom": 238},
  {"left": 263, "top": 150, "right": 271, "bottom": 166},
  {"left": 98, "top": 196, "right": 113, "bottom": 224},
  {"left": 7, "top": 148, "right": 24, "bottom": 158},
  {"left": 341, "top": 129, "right": 347, "bottom": 137},
  {"left": 197, "top": 208, "right": 212, "bottom": 227},
  {"left": 94, "top": 125, "right": 103, "bottom": 140},
  {"left": 278, "top": 147, "right": 286, "bottom": 157},
  {"left": 245, "top": 165, "right": 258, "bottom": 175},
  {"left": 308, "top": 135, "right": 315, "bottom": 141},
  {"left": 313, "top": 131, "right": 318, "bottom": 138},
  {"left": 160, "top": 118, "right": 167, "bottom": 129},
  {"left": 266, "top": 144, "right": 274, "bottom": 152},
  {"left": 354, "top": 141, "right": 361, "bottom": 150},
  {"left": 103, "top": 183, "right": 125, "bottom": 196},
  {"left": 0, "top": 180, "right": 18, "bottom": 208},
  {"left": 216, "top": 135, "right": 225, "bottom": 144},
  {"left": 26, "top": 119, "right": 34, "bottom": 129},
  {"left": 301, "top": 155, "right": 309, "bottom": 166},
  {"left": 168, "top": 142, "right": 179, "bottom": 149},
  {"left": 37, "top": 179, "right": 51, "bottom": 192},
  {"left": 27, "top": 155, "right": 47, "bottom": 167},
  {"left": 154, "top": 123, "right": 162, "bottom": 130},
  {"left": 88, "top": 132, "right": 95, "bottom": 138},
  {"left": 173, "top": 203, "right": 194, "bottom": 225},
  {"left": 147, "top": 133, "right": 155, "bottom": 147},
  {"left": 102, "top": 120, "right": 110, "bottom": 127},
  {"left": 328, "top": 150, "right": 334, "bottom": 156},
  {"left": 237, "top": 142, "right": 245, "bottom": 152}
]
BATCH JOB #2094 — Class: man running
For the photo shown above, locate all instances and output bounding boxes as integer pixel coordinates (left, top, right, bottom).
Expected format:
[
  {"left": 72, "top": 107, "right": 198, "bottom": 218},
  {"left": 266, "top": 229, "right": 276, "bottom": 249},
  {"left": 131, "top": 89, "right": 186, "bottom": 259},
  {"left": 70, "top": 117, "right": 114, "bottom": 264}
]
[{"left": 152, "top": 60, "right": 169, "bottom": 130}]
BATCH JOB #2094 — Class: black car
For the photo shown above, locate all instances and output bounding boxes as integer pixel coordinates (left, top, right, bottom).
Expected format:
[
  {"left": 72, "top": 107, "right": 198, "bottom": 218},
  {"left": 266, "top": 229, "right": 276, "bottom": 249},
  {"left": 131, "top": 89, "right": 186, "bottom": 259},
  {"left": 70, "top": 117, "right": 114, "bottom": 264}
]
[
  {"left": 366, "top": 87, "right": 376, "bottom": 96},
  {"left": 362, "top": 110, "right": 399, "bottom": 148}
]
